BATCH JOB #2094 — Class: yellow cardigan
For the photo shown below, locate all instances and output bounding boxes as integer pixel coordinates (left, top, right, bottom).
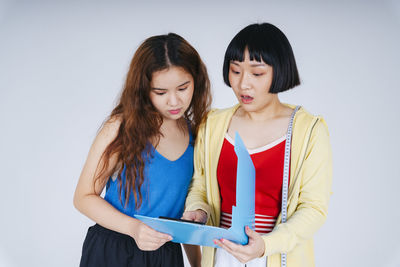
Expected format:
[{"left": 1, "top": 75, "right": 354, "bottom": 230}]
[{"left": 185, "top": 104, "right": 332, "bottom": 267}]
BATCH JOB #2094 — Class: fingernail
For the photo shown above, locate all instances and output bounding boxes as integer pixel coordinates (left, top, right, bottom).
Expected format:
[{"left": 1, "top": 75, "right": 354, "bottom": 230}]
[{"left": 213, "top": 240, "right": 217, "bottom": 244}]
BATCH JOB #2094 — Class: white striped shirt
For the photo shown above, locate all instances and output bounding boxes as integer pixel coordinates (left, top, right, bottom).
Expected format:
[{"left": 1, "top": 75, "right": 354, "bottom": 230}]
[{"left": 220, "top": 212, "right": 276, "bottom": 234}]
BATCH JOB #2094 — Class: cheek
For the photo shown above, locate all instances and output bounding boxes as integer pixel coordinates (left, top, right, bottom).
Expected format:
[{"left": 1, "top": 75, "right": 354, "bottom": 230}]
[
  {"left": 149, "top": 94, "right": 162, "bottom": 110},
  {"left": 255, "top": 78, "right": 271, "bottom": 93},
  {"left": 228, "top": 74, "right": 235, "bottom": 86},
  {"left": 228, "top": 74, "right": 240, "bottom": 90},
  {"left": 149, "top": 94, "right": 156, "bottom": 106},
  {"left": 184, "top": 88, "right": 195, "bottom": 102}
]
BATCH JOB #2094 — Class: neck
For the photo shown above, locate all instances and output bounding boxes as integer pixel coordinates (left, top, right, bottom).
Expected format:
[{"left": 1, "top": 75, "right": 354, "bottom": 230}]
[{"left": 160, "top": 118, "right": 185, "bottom": 135}]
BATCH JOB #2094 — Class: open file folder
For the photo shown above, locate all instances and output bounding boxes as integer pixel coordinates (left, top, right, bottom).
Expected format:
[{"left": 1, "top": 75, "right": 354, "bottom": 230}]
[{"left": 135, "top": 132, "right": 255, "bottom": 248}]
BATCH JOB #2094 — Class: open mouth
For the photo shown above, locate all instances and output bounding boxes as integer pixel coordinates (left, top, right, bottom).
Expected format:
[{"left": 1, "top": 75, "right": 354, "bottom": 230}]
[{"left": 240, "top": 95, "right": 254, "bottom": 104}]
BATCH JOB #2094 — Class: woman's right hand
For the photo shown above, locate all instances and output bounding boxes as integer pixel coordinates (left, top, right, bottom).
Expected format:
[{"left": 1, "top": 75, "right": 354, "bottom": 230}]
[
  {"left": 182, "top": 209, "right": 208, "bottom": 224},
  {"left": 130, "top": 219, "right": 173, "bottom": 251}
]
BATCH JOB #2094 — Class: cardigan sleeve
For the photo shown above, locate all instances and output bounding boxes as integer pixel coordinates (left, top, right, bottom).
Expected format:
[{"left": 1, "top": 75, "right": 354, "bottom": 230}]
[
  {"left": 262, "top": 118, "right": 333, "bottom": 256},
  {"left": 184, "top": 114, "right": 212, "bottom": 220}
]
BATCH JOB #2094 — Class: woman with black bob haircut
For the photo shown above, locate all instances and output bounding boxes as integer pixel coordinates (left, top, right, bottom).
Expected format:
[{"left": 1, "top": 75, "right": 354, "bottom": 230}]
[
  {"left": 183, "top": 23, "right": 332, "bottom": 267},
  {"left": 223, "top": 23, "right": 300, "bottom": 93}
]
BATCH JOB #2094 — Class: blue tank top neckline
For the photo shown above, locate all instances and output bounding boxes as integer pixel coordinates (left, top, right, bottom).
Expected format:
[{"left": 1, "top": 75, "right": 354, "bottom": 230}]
[
  {"left": 150, "top": 134, "right": 192, "bottom": 163},
  {"left": 104, "top": 130, "right": 194, "bottom": 219}
]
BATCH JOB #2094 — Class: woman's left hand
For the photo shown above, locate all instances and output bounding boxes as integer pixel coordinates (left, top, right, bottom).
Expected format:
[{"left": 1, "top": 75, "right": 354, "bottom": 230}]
[{"left": 214, "top": 226, "right": 265, "bottom": 264}]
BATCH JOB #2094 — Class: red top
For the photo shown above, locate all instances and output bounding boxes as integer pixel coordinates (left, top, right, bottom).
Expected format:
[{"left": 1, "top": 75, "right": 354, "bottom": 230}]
[{"left": 217, "top": 134, "right": 288, "bottom": 234}]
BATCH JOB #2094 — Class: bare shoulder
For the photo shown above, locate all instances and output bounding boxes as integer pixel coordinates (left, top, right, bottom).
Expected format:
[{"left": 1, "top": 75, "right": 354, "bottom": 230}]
[
  {"left": 83, "top": 116, "right": 122, "bottom": 176},
  {"left": 97, "top": 116, "right": 122, "bottom": 143}
]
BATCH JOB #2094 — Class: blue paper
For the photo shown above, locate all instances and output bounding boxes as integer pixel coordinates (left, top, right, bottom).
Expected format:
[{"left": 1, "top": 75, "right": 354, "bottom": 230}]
[{"left": 135, "top": 132, "right": 255, "bottom": 247}]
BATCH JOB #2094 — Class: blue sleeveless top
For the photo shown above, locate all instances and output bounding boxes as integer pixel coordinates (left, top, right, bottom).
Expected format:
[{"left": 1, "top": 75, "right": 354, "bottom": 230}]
[{"left": 104, "top": 133, "right": 194, "bottom": 219}]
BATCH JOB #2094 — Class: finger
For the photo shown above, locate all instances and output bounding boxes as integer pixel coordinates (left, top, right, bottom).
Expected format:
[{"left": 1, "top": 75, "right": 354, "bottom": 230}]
[
  {"left": 147, "top": 232, "right": 172, "bottom": 243},
  {"left": 213, "top": 239, "right": 221, "bottom": 248},
  {"left": 222, "top": 238, "right": 252, "bottom": 261},
  {"left": 215, "top": 239, "right": 248, "bottom": 263},
  {"left": 181, "top": 211, "right": 194, "bottom": 220},
  {"left": 144, "top": 225, "right": 173, "bottom": 241},
  {"left": 144, "top": 234, "right": 171, "bottom": 244},
  {"left": 137, "top": 231, "right": 171, "bottom": 246},
  {"left": 215, "top": 239, "right": 239, "bottom": 256},
  {"left": 143, "top": 236, "right": 170, "bottom": 248},
  {"left": 220, "top": 238, "right": 243, "bottom": 252},
  {"left": 195, "top": 212, "right": 207, "bottom": 223},
  {"left": 245, "top": 225, "right": 258, "bottom": 239},
  {"left": 194, "top": 216, "right": 204, "bottom": 223},
  {"left": 214, "top": 239, "right": 233, "bottom": 254},
  {"left": 153, "top": 230, "right": 173, "bottom": 241}
]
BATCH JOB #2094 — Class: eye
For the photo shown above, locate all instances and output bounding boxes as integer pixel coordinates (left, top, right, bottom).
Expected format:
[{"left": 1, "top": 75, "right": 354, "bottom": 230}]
[
  {"left": 253, "top": 73, "right": 264, "bottom": 77},
  {"left": 153, "top": 90, "right": 166, "bottom": 96},
  {"left": 230, "top": 69, "right": 240, "bottom": 75},
  {"left": 178, "top": 87, "right": 188, "bottom": 91}
]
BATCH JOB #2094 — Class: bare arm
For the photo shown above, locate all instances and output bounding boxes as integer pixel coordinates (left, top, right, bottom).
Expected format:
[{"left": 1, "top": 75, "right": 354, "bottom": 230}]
[
  {"left": 183, "top": 244, "right": 201, "bottom": 267},
  {"left": 73, "top": 118, "right": 172, "bottom": 250}
]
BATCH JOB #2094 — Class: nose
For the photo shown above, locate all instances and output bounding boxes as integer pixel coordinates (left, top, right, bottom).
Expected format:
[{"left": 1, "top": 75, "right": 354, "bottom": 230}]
[
  {"left": 167, "top": 92, "right": 179, "bottom": 106},
  {"left": 239, "top": 72, "right": 251, "bottom": 90}
]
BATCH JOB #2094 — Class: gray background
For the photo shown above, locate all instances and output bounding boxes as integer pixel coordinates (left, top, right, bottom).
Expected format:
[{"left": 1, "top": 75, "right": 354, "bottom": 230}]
[{"left": 1, "top": 0, "right": 399, "bottom": 266}]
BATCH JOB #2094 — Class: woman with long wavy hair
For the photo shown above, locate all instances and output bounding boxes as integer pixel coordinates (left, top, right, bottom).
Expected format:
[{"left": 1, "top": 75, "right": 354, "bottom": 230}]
[{"left": 73, "top": 33, "right": 211, "bottom": 267}]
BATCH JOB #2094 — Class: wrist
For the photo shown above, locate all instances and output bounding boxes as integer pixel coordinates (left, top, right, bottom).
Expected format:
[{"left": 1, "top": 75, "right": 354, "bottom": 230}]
[{"left": 126, "top": 217, "right": 140, "bottom": 239}]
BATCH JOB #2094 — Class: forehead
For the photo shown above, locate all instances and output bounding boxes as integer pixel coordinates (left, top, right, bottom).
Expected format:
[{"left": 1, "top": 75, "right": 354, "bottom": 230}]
[{"left": 151, "top": 66, "right": 193, "bottom": 87}]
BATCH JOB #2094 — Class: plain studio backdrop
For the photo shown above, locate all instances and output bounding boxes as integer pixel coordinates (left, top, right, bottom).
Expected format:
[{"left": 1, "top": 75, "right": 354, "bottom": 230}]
[{"left": 1, "top": 1, "right": 399, "bottom": 266}]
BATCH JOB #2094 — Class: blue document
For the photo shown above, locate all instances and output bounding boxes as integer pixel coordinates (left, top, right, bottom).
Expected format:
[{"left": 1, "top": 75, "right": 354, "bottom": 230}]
[{"left": 135, "top": 132, "right": 255, "bottom": 247}]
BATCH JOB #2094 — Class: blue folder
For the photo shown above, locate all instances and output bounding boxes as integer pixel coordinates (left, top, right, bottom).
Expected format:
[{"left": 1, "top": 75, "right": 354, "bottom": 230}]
[{"left": 135, "top": 132, "right": 255, "bottom": 247}]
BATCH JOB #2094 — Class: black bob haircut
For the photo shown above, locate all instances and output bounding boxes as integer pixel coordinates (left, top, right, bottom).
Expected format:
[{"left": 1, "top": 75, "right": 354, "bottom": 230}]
[{"left": 223, "top": 23, "right": 300, "bottom": 94}]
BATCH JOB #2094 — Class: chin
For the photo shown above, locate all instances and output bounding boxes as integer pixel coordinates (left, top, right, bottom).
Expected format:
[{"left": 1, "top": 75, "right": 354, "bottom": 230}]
[
  {"left": 240, "top": 103, "right": 258, "bottom": 112},
  {"left": 163, "top": 114, "right": 182, "bottom": 121}
]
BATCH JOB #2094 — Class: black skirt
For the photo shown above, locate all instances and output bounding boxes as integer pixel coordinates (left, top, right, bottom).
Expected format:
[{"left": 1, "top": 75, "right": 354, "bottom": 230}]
[{"left": 79, "top": 224, "right": 184, "bottom": 267}]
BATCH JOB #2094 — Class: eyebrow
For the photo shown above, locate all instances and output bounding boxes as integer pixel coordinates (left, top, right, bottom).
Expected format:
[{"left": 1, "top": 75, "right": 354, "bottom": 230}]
[
  {"left": 250, "top": 63, "right": 266, "bottom": 67},
  {"left": 230, "top": 61, "right": 266, "bottom": 67},
  {"left": 152, "top": 81, "right": 190, "bottom": 91}
]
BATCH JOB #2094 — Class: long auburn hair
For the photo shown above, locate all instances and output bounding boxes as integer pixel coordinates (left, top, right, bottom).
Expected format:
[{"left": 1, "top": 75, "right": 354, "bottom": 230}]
[{"left": 95, "top": 33, "right": 211, "bottom": 208}]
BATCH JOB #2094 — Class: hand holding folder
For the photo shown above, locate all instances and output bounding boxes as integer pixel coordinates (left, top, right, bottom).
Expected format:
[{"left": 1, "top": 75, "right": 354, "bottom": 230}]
[{"left": 135, "top": 132, "right": 255, "bottom": 247}]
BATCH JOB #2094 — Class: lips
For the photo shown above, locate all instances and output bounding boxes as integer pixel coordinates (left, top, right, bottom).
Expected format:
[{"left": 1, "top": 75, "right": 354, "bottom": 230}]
[
  {"left": 168, "top": 108, "right": 181, "bottom": 115},
  {"left": 240, "top": 95, "right": 254, "bottom": 104}
]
